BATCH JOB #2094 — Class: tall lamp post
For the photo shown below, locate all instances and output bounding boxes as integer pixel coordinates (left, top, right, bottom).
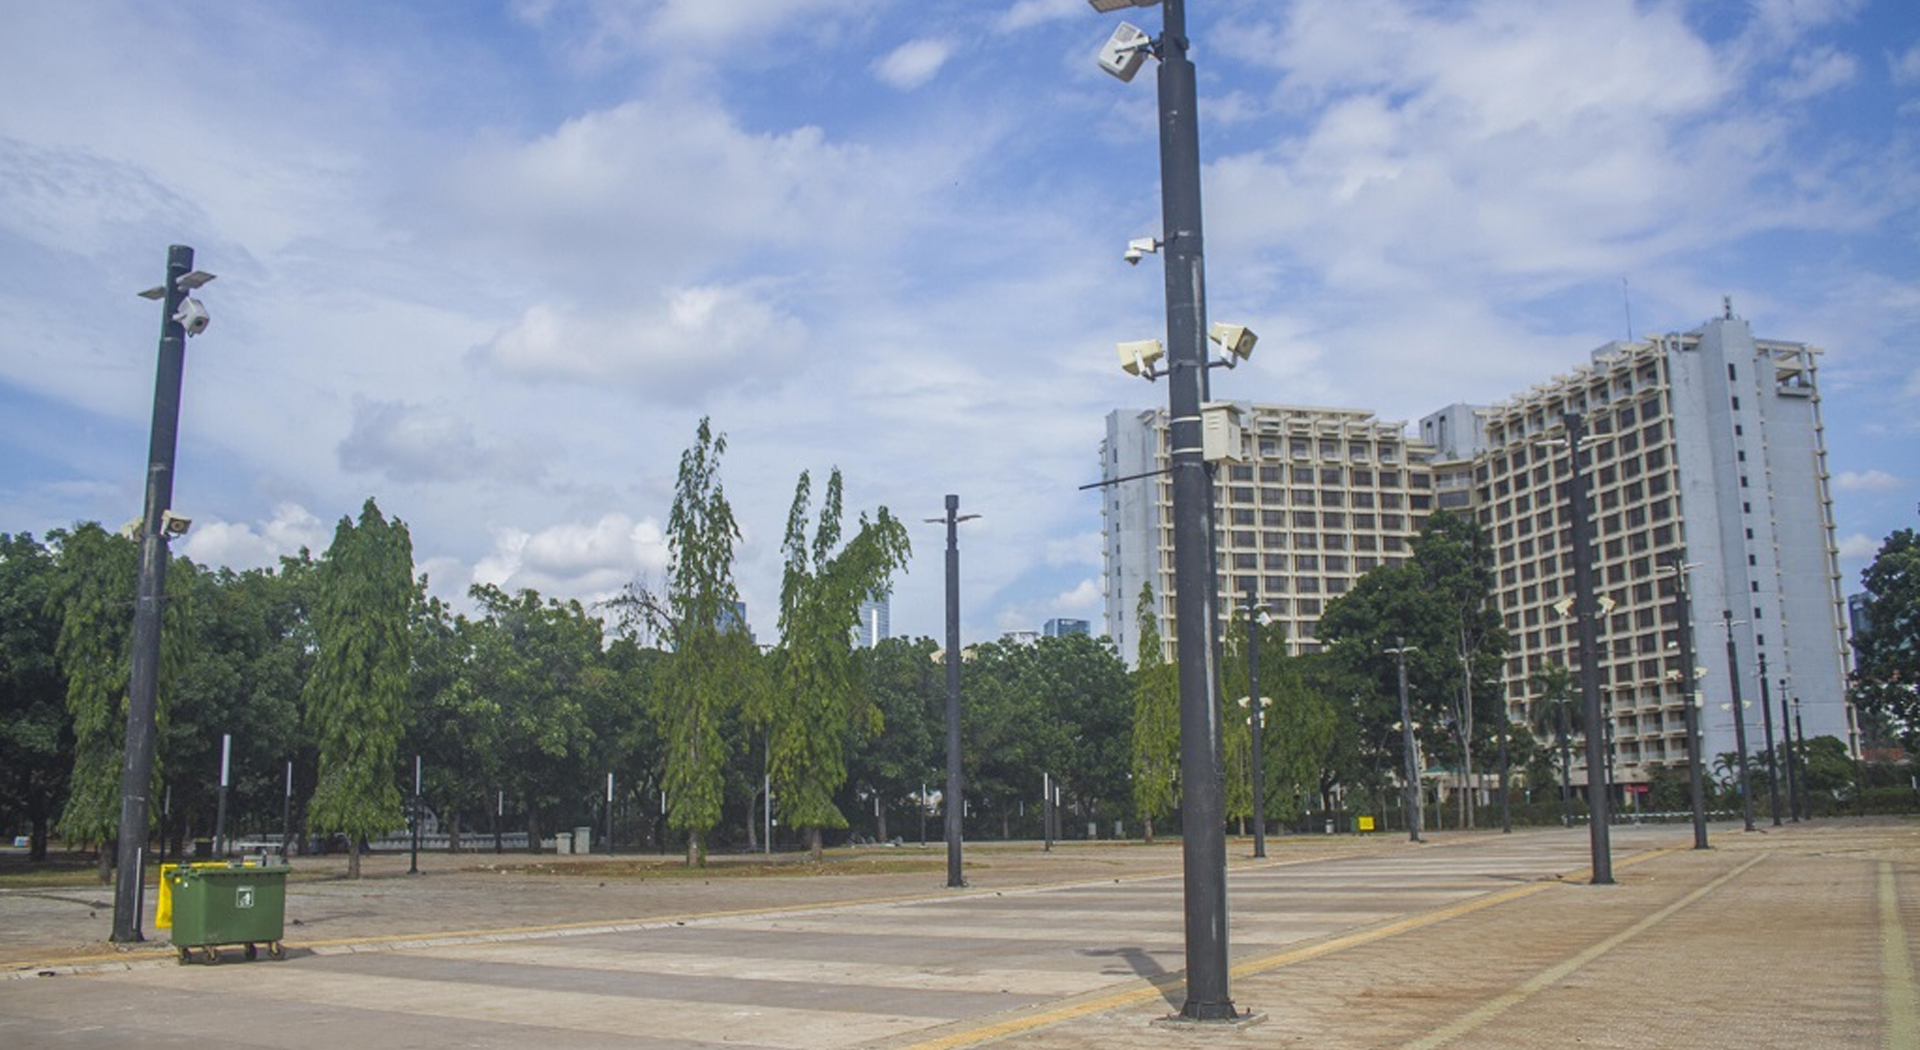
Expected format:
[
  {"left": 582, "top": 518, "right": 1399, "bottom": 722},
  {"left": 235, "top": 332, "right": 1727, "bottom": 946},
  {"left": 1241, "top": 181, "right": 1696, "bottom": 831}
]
[
  {"left": 1780, "top": 679, "right": 1801, "bottom": 822},
  {"left": 1791, "top": 696, "right": 1811, "bottom": 820},
  {"left": 1088, "top": 0, "right": 1235, "bottom": 1022},
  {"left": 1757, "top": 653, "right": 1782, "bottom": 826},
  {"left": 1721, "top": 610, "right": 1757, "bottom": 832},
  {"left": 1561, "top": 412, "right": 1613, "bottom": 885},
  {"left": 112, "top": 245, "right": 214, "bottom": 943},
  {"left": 1664, "top": 556, "right": 1709, "bottom": 850},
  {"left": 1386, "top": 640, "right": 1422, "bottom": 843},
  {"left": 927, "top": 495, "right": 978, "bottom": 889},
  {"left": 1240, "top": 587, "right": 1269, "bottom": 859}
]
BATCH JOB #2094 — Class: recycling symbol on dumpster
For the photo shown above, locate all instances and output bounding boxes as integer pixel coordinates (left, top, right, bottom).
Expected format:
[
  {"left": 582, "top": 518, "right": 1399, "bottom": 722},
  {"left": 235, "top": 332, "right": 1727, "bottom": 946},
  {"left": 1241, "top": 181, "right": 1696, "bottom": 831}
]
[{"left": 236, "top": 886, "right": 255, "bottom": 909}]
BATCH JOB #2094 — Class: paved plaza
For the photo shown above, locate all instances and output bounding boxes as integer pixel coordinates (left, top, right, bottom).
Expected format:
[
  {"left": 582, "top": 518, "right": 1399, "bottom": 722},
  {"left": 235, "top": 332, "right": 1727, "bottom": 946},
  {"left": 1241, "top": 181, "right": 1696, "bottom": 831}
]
[{"left": 3, "top": 820, "right": 1917, "bottom": 1049}]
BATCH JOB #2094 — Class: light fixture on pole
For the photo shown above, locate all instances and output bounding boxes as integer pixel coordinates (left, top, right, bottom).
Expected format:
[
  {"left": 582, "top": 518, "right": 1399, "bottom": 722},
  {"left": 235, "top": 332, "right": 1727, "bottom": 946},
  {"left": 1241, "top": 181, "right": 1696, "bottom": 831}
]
[
  {"left": 1780, "top": 678, "right": 1801, "bottom": 822},
  {"left": 925, "top": 496, "right": 979, "bottom": 889},
  {"left": 1088, "top": 0, "right": 1238, "bottom": 1022},
  {"left": 112, "top": 246, "right": 214, "bottom": 944},
  {"left": 214, "top": 733, "right": 232, "bottom": 858},
  {"left": 1661, "top": 556, "right": 1709, "bottom": 850},
  {"left": 1384, "top": 639, "right": 1422, "bottom": 843}
]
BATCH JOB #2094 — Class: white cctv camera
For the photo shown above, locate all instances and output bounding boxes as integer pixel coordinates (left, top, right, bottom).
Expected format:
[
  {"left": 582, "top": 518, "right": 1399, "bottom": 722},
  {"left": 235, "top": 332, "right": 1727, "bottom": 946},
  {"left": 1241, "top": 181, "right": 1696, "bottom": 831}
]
[
  {"left": 1097, "top": 22, "right": 1153, "bottom": 82},
  {"left": 1207, "top": 322, "right": 1257, "bottom": 364},
  {"left": 1123, "top": 237, "right": 1160, "bottom": 266},
  {"left": 161, "top": 510, "right": 193, "bottom": 538},
  {"left": 1117, "top": 338, "right": 1165, "bottom": 379},
  {"left": 174, "top": 297, "right": 210, "bottom": 336}
]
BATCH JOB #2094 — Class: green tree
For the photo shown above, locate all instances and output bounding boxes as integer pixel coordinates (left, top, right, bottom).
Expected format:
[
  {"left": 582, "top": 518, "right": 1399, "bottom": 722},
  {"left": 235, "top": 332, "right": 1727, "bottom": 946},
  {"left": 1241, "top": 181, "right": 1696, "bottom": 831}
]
[
  {"left": 1527, "top": 662, "right": 1579, "bottom": 818},
  {"left": 47, "top": 524, "right": 140, "bottom": 879},
  {"left": 1851, "top": 516, "right": 1920, "bottom": 747},
  {"left": 1035, "top": 633, "right": 1132, "bottom": 835},
  {"left": 848, "top": 636, "right": 943, "bottom": 843},
  {"left": 304, "top": 499, "right": 414, "bottom": 878},
  {"left": 1223, "top": 612, "right": 1337, "bottom": 831},
  {"left": 766, "top": 468, "right": 910, "bottom": 860},
  {"left": 1410, "top": 511, "right": 1508, "bottom": 828},
  {"left": 625, "top": 418, "right": 754, "bottom": 867},
  {"left": 1130, "top": 583, "right": 1179, "bottom": 842},
  {"left": 0, "top": 533, "right": 68, "bottom": 859}
]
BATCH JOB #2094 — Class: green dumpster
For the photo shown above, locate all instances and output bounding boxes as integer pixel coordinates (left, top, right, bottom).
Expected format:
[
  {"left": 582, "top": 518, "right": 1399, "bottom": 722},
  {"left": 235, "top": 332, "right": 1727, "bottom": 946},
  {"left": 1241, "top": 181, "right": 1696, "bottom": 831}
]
[{"left": 165, "top": 863, "right": 288, "bottom": 964}]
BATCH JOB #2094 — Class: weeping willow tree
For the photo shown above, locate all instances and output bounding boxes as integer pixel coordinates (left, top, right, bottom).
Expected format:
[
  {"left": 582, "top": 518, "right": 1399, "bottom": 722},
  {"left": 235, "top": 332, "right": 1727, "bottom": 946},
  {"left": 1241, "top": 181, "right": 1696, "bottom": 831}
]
[
  {"left": 303, "top": 499, "right": 413, "bottom": 879},
  {"left": 1130, "top": 583, "right": 1179, "bottom": 843},
  {"left": 765, "top": 468, "right": 909, "bottom": 861}
]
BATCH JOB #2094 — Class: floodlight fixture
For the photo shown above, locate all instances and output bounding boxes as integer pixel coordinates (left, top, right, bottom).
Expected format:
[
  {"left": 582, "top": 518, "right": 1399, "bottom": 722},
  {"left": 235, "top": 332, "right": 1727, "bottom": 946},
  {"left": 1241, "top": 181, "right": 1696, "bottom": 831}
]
[
  {"left": 160, "top": 510, "right": 193, "bottom": 538},
  {"left": 1123, "top": 236, "right": 1161, "bottom": 265},
  {"left": 1117, "top": 337, "right": 1165, "bottom": 380},
  {"left": 137, "top": 270, "right": 216, "bottom": 300},
  {"left": 1207, "top": 322, "right": 1257, "bottom": 365},
  {"left": 1097, "top": 21, "right": 1154, "bottom": 81},
  {"left": 1088, "top": 0, "right": 1161, "bottom": 11},
  {"left": 1552, "top": 597, "right": 1576, "bottom": 619}
]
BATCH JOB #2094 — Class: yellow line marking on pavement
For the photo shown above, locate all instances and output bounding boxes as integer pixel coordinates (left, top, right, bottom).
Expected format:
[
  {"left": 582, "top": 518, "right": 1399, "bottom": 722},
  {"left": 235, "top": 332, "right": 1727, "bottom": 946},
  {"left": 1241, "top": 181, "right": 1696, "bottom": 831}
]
[
  {"left": 1881, "top": 861, "right": 1920, "bottom": 1050},
  {"left": 886, "top": 845, "right": 1689, "bottom": 1050},
  {"left": 1398, "top": 854, "right": 1764, "bottom": 1050}
]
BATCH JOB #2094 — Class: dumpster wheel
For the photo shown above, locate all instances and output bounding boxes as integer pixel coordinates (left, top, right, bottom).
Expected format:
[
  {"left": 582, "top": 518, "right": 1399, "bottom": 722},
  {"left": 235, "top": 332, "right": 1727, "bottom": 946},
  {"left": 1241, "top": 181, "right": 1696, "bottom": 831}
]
[
  {"left": 267, "top": 941, "right": 285, "bottom": 961},
  {"left": 175, "top": 946, "right": 190, "bottom": 966},
  {"left": 245, "top": 943, "right": 258, "bottom": 961},
  {"left": 201, "top": 946, "right": 220, "bottom": 964}
]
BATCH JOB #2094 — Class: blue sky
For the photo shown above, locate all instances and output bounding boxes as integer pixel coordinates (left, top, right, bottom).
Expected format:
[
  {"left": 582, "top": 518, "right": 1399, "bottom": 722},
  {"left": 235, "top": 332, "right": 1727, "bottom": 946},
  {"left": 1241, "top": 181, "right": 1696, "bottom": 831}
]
[{"left": 2, "top": 0, "right": 1915, "bottom": 645}]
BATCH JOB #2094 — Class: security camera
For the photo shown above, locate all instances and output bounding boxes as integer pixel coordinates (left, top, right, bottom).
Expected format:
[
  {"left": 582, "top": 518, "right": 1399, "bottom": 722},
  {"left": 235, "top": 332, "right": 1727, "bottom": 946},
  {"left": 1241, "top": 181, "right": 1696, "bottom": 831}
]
[
  {"left": 174, "top": 297, "right": 210, "bottom": 336},
  {"left": 1123, "top": 237, "right": 1160, "bottom": 266},
  {"left": 1097, "top": 22, "right": 1153, "bottom": 82},
  {"left": 1117, "top": 338, "right": 1165, "bottom": 379},
  {"left": 161, "top": 510, "right": 193, "bottom": 538},
  {"left": 1207, "top": 322, "right": 1257, "bottom": 364}
]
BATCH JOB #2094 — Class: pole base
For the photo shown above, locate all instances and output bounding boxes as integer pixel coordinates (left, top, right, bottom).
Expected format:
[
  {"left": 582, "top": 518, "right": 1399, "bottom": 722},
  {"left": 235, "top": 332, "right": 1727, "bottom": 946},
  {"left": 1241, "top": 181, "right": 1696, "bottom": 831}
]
[{"left": 1154, "top": 1008, "right": 1264, "bottom": 1029}]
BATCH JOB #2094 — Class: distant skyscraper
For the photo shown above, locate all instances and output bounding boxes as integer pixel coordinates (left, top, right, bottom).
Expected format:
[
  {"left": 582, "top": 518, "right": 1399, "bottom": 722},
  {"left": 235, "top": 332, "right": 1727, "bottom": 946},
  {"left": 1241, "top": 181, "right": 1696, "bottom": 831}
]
[
  {"left": 1044, "top": 618, "right": 1090, "bottom": 638},
  {"left": 855, "top": 595, "right": 890, "bottom": 649}
]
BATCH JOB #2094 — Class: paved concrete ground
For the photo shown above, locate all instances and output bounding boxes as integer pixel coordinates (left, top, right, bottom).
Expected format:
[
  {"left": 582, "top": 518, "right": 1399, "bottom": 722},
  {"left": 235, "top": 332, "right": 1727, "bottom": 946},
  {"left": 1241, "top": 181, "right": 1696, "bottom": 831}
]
[{"left": 2, "top": 820, "right": 1916, "bottom": 1049}]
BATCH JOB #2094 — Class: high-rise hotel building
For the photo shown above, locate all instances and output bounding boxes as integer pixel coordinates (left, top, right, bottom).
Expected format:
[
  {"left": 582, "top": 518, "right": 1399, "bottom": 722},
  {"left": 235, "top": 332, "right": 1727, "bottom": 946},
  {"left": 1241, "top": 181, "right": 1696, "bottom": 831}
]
[
  {"left": 1101, "top": 310, "right": 1856, "bottom": 790},
  {"left": 1102, "top": 404, "right": 1440, "bottom": 663}
]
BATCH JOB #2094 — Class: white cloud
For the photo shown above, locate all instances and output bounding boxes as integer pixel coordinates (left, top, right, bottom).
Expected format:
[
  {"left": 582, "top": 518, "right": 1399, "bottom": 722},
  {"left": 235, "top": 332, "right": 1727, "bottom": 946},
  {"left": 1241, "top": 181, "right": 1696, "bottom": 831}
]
[
  {"left": 1054, "top": 577, "right": 1102, "bottom": 612},
  {"left": 337, "top": 398, "right": 546, "bottom": 485},
  {"left": 1895, "top": 43, "right": 1920, "bottom": 85},
  {"left": 1779, "top": 46, "right": 1859, "bottom": 101},
  {"left": 1837, "top": 531, "right": 1882, "bottom": 562},
  {"left": 474, "top": 513, "right": 669, "bottom": 603},
  {"left": 875, "top": 38, "right": 955, "bottom": 90},
  {"left": 997, "top": 0, "right": 1083, "bottom": 32},
  {"left": 1835, "top": 469, "right": 1904, "bottom": 492},
  {"left": 475, "top": 285, "right": 806, "bottom": 399},
  {"left": 177, "top": 503, "right": 330, "bottom": 571}
]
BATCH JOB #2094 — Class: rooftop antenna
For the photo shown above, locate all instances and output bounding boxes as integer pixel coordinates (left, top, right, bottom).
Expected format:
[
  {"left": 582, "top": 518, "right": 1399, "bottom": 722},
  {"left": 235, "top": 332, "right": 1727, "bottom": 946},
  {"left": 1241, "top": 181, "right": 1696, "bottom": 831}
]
[{"left": 1622, "top": 277, "right": 1633, "bottom": 343}]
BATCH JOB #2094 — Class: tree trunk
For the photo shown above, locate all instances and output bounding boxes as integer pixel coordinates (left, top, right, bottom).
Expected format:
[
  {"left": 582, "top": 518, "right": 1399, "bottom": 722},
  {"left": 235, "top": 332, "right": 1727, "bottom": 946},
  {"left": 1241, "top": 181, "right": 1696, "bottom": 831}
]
[
  {"left": 96, "top": 840, "right": 113, "bottom": 884},
  {"left": 808, "top": 826, "right": 823, "bottom": 863},
  {"left": 686, "top": 828, "right": 704, "bottom": 868},
  {"left": 744, "top": 792, "right": 758, "bottom": 852},
  {"left": 1143, "top": 816, "right": 1155, "bottom": 844},
  {"left": 448, "top": 809, "right": 463, "bottom": 854},
  {"left": 876, "top": 807, "right": 888, "bottom": 843},
  {"left": 526, "top": 806, "right": 543, "bottom": 854},
  {"left": 347, "top": 839, "right": 362, "bottom": 879}
]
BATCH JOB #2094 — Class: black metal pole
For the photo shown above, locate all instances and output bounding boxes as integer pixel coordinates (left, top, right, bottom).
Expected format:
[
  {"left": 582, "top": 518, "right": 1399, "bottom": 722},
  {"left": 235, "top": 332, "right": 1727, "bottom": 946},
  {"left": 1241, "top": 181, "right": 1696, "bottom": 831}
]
[
  {"left": 1722, "top": 610, "right": 1756, "bottom": 832},
  {"left": 214, "top": 733, "right": 231, "bottom": 858},
  {"left": 939, "top": 495, "right": 971, "bottom": 889},
  {"left": 606, "top": 772, "right": 615, "bottom": 855},
  {"left": 111, "top": 244, "right": 195, "bottom": 943},
  {"left": 495, "top": 789, "right": 504, "bottom": 854},
  {"left": 1245, "top": 587, "right": 1268, "bottom": 860},
  {"left": 1758, "top": 654, "right": 1781, "bottom": 826},
  {"left": 1043, "top": 773, "right": 1054, "bottom": 852},
  {"left": 1392, "top": 640, "right": 1422, "bottom": 843},
  {"left": 1669, "top": 557, "right": 1709, "bottom": 850},
  {"left": 410, "top": 754, "right": 421, "bottom": 875},
  {"left": 281, "top": 760, "right": 294, "bottom": 860},
  {"left": 1781, "top": 681, "right": 1800, "bottom": 822},
  {"left": 1497, "top": 704, "right": 1511, "bottom": 834},
  {"left": 1563, "top": 412, "right": 1613, "bottom": 884},
  {"left": 1154, "top": 0, "right": 1234, "bottom": 1020},
  {"left": 1793, "top": 703, "right": 1810, "bottom": 820}
]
